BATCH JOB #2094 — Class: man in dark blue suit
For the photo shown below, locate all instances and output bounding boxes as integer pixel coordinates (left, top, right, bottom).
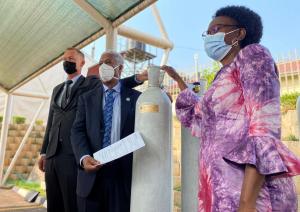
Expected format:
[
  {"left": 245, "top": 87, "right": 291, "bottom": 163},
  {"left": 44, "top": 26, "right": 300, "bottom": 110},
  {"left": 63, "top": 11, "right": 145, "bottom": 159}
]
[{"left": 71, "top": 50, "right": 141, "bottom": 212}]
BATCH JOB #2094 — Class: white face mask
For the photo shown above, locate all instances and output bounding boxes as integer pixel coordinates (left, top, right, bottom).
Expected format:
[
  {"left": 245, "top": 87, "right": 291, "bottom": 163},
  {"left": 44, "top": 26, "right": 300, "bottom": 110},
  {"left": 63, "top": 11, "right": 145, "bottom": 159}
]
[
  {"left": 99, "top": 63, "right": 120, "bottom": 82},
  {"left": 204, "top": 29, "right": 239, "bottom": 61}
]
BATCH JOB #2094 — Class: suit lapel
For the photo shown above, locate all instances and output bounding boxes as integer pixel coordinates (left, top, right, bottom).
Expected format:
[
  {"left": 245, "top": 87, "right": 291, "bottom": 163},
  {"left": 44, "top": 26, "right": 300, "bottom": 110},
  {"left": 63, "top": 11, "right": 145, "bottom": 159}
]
[
  {"left": 120, "top": 86, "right": 132, "bottom": 134},
  {"left": 91, "top": 85, "right": 104, "bottom": 147},
  {"left": 53, "top": 83, "right": 65, "bottom": 108},
  {"left": 97, "top": 86, "right": 104, "bottom": 129}
]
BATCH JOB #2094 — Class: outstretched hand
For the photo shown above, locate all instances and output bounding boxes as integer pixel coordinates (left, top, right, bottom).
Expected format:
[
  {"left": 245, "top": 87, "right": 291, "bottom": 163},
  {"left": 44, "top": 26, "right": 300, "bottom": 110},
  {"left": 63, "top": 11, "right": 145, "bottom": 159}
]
[
  {"left": 160, "top": 65, "right": 180, "bottom": 81},
  {"left": 161, "top": 65, "right": 188, "bottom": 91},
  {"left": 136, "top": 69, "right": 148, "bottom": 82}
]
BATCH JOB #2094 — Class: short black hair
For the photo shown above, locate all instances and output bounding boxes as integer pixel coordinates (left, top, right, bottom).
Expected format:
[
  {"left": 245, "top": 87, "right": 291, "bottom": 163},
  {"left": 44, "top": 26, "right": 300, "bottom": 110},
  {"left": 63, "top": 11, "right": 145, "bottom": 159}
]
[{"left": 215, "top": 6, "right": 263, "bottom": 48}]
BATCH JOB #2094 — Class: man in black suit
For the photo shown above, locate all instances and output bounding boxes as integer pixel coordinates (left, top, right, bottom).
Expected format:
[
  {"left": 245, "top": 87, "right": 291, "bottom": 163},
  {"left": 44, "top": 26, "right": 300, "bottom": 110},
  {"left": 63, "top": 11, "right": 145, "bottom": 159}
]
[
  {"left": 38, "top": 48, "right": 144, "bottom": 212},
  {"left": 71, "top": 50, "right": 141, "bottom": 212}
]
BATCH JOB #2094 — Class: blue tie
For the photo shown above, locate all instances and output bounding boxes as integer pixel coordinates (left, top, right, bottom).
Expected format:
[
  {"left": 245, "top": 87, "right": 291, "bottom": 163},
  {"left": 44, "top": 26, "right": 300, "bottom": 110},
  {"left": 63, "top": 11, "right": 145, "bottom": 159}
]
[{"left": 102, "top": 89, "right": 115, "bottom": 148}]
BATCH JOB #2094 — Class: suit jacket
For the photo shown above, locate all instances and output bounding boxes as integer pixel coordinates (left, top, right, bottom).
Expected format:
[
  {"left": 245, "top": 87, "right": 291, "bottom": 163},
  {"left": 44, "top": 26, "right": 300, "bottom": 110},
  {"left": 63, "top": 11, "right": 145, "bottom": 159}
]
[
  {"left": 41, "top": 75, "right": 141, "bottom": 159},
  {"left": 71, "top": 83, "right": 141, "bottom": 197}
]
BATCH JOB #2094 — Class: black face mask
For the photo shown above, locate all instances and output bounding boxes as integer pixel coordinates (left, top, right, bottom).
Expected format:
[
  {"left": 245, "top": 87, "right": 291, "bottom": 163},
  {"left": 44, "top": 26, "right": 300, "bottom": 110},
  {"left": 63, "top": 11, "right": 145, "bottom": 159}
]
[{"left": 63, "top": 61, "right": 77, "bottom": 74}]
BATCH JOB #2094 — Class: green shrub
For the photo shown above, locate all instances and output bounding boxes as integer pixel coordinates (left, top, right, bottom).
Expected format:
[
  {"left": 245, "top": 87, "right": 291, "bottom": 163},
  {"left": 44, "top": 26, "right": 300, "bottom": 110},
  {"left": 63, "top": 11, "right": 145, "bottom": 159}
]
[
  {"left": 174, "top": 186, "right": 181, "bottom": 192},
  {"left": 285, "top": 134, "right": 299, "bottom": 141},
  {"left": 6, "top": 179, "right": 45, "bottom": 197},
  {"left": 280, "top": 92, "right": 300, "bottom": 114},
  {"left": 35, "top": 120, "right": 43, "bottom": 126},
  {"left": 12, "top": 116, "right": 26, "bottom": 124},
  {"left": 201, "top": 62, "right": 220, "bottom": 89},
  {"left": 0, "top": 116, "right": 3, "bottom": 123}
]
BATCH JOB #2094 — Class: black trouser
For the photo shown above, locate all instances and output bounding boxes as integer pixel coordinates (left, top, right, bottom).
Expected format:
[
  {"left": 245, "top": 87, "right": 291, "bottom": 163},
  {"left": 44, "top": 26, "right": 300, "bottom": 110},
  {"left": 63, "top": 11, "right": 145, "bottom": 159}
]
[
  {"left": 77, "top": 160, "right": 131, "bottom": 212},
  {"left": 45, "top": 150, "right": 78, "bottom": 212}
]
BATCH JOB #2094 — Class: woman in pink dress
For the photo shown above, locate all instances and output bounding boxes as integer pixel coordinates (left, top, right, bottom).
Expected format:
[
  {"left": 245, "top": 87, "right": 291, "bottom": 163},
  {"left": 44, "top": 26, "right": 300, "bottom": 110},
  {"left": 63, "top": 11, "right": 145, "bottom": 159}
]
[{"left": 162, "top": 6, "right": 300, "bottom": 212}]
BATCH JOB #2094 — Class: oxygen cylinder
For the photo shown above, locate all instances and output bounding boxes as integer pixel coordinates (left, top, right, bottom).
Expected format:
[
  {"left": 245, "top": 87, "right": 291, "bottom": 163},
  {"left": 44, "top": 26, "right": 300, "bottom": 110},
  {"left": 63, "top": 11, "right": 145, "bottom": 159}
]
[
  {"left": 181, "top": 79, "right": 207, "bottom": 212},
  {"left": 296, "top": 96, "right": 300, "bottom": 139},
  {"left": 131, "top": 65, "right": 173, "bottom": 212}
]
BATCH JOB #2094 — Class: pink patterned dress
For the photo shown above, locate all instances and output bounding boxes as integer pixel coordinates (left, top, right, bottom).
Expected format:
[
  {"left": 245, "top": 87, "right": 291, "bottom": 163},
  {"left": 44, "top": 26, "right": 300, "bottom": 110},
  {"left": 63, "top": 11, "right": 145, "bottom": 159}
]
[{"left": 176, "top": 44, "right": 300, "bottom": 211}]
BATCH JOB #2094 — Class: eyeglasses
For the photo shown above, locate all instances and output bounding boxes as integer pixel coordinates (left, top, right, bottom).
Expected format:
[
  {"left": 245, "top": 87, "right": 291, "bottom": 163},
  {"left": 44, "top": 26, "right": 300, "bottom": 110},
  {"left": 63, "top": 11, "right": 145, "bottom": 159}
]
[{"left": 202, "top": 24, "right": 239, "bottom": 37}]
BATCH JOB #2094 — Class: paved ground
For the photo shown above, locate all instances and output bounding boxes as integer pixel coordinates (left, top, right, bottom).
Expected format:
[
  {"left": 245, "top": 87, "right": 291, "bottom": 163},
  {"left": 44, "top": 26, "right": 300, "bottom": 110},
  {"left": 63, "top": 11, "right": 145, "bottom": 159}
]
[
  {"left": 0, "top": 189, "right": 44, "bottom": 212},
  {"left": 0, "top": 189, "right": 299, "bottom": 211},
  {"left": 0, "top": 207, "right": 46, "bottom": 212}
]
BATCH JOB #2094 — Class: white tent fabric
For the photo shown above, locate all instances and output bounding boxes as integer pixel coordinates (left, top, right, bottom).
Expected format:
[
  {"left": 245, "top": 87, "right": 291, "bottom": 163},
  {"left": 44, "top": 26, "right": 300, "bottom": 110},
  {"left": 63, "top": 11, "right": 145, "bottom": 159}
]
[{"left": 0, "top": 54, "right": 97, "bottom": 124}]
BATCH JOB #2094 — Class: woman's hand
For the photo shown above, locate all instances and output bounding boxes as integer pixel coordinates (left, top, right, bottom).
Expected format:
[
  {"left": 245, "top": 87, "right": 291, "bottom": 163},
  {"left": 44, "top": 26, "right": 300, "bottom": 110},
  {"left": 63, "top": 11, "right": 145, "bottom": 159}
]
[
  {"left": 238, "top": 204, "right": 256, "bottom": 212},
  {"left": 161, "top": 65, "right": 188, "bottom": 91},
  {"left": 238, "top": 165, "right": 264, "bottom": 212},
  {"left": 161, "top": 65, "right": 180, "bottom": 81}
]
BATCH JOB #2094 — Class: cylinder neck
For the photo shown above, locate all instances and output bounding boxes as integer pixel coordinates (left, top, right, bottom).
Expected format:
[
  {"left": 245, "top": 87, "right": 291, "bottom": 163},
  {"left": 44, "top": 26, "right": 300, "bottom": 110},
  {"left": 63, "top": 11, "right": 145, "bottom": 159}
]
[{"left": 148, "top": 66, "right": 162, "bottom": 87}]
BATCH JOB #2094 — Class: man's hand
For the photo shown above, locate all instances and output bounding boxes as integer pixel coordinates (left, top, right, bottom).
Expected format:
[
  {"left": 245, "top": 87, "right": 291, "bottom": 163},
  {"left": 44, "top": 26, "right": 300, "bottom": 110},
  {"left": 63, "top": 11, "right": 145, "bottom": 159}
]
[
  {"left": 82, "top": 156, "right": 102, "bottom": 172},
  {"left": 136, "top": 69, "right": 148, "bottom": 82},
  {"left": 38, "top": 155, "right": 46, "bottom": 172}
]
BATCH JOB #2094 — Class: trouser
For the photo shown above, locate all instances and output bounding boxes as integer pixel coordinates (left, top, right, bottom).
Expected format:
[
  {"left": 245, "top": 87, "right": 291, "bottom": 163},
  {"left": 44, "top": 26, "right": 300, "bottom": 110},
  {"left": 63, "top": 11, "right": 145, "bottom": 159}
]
[
  {"left": 77, "top": 158, "right": 132, "bottom": 212},
  {"left": 45, "top": 152, "right": 78, "bottom": 212}
]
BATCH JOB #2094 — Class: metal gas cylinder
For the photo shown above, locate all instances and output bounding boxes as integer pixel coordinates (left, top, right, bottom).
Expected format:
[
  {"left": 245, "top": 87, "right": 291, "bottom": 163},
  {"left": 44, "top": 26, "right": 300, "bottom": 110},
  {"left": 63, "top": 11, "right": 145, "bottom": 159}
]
[
  {"left": 296, "top": 96, "right": 300, "bottom": 139},
  {"left": 181, "top": 79, "right": 207, "bottom": 212},
  {"left": 131, "top": 65, "right": 173, "bottom": 212}
]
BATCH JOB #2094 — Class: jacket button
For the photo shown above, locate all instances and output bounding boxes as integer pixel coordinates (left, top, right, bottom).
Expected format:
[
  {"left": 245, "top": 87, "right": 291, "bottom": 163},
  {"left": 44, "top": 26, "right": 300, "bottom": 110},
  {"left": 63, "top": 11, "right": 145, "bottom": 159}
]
[{"left": 59, "top": 138, "right": 63, "bottom": 142}]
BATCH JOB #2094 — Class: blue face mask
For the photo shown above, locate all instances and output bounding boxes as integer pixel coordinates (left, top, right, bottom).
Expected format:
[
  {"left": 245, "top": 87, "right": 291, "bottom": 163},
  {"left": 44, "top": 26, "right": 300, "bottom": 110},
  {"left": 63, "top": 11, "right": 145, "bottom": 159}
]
[{"left": 204, "top": 29, "right": 239, "bottom": 61}]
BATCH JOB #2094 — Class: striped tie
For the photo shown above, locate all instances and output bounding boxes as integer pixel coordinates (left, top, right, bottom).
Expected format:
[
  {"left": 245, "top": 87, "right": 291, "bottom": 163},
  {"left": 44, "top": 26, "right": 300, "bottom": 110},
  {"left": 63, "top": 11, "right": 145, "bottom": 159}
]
[{"left": 102, "top": 89, "right": 115, "bottom": 148}]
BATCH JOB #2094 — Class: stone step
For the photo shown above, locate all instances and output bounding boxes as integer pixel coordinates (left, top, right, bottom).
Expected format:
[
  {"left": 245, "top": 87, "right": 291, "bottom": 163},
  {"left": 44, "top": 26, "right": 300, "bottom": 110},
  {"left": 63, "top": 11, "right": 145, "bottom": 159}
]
[
  {"left": 8, "top": 130, "right": 17, "bottom": 137},
  {"left": 173, "top": 151, "right": 181, "bottom": 162},
  {"left": 18, "top": 130, "right": 27, "bottom": 137},
  {"left": 7, "top": 142, "right": 18, "bottom": 151},
  {"left": 173, "top": 206, "right": 181, "bottom": 212},
  {"left": 174, "top": 190, "right": 181, "bottom": 208},
  {"left": 173, "top": 176, "right": 181, "bottom": 188},
  {"left": 3, "top": 126, "right": 44, "bottom": 181},
  {"left": 14, "top": 165, "right": 28, "bottom": 173},
  {"left": 173, "top": 162, "right": 180, "bottom": 177}
]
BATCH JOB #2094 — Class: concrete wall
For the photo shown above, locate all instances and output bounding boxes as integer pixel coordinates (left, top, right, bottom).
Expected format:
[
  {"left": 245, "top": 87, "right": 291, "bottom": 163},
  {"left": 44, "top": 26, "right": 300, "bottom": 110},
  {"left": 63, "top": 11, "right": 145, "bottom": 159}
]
[
  {"left": 0, "top": 124, "right": 44, "bottom": 182},
  {"left": 280, "top": 75, "right": 300, "bottom": 95},
  {"left": 173, "top": 116, "right": 181, "bottom": 212},
  {"left": 281, "top": 110, "right": 299, "bottom": 140},
  {"left": 282, "top": 140, "right": 300, "bottom": 195}
]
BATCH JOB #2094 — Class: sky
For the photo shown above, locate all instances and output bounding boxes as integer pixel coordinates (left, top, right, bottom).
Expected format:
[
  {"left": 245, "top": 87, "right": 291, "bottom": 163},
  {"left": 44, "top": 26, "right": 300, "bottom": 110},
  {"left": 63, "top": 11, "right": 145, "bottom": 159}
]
[{"left": 83, "top": 0, "right": 300, "bottom": 73}]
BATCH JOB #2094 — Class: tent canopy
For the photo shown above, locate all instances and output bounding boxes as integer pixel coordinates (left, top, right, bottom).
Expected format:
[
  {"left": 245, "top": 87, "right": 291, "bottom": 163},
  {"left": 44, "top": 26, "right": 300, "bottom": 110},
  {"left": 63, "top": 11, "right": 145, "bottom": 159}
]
[{"left": 0, "top": 0, "right": 155, "bottom": 92}]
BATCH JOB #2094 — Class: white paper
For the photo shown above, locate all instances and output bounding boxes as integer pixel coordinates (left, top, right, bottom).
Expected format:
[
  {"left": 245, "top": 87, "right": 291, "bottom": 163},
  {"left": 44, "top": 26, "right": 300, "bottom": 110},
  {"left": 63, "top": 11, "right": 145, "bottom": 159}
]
[{"left": 93, "top": 132, "right": 145, "bottom": 164}]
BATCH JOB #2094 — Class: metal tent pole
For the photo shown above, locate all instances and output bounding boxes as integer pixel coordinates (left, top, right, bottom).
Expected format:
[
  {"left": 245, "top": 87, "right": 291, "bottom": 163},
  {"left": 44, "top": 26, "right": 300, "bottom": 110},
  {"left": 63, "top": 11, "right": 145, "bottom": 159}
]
[{"left": 0, "top": 94, "right": 13, "bottom": 183}]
